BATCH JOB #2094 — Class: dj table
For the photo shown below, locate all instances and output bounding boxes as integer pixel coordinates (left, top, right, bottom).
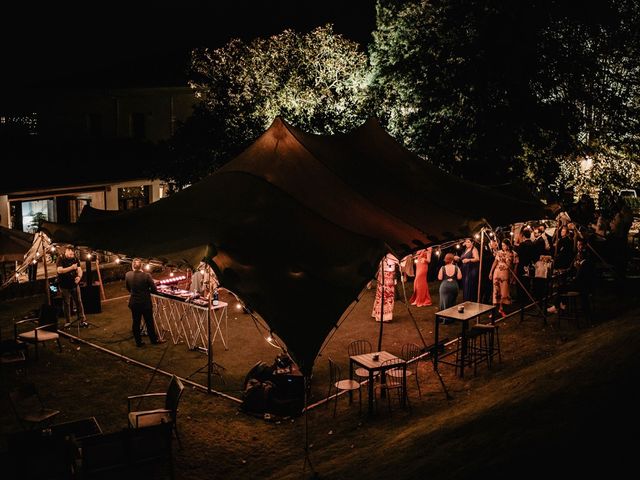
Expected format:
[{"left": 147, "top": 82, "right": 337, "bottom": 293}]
[{"left": 151, "top": 287, "right": 229, "bottom": 351}]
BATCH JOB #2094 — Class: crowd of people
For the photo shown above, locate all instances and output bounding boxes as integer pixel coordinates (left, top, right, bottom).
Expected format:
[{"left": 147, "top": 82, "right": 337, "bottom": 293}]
[{"left": 370, "top": 197, "right": 634, "bottom": 322}]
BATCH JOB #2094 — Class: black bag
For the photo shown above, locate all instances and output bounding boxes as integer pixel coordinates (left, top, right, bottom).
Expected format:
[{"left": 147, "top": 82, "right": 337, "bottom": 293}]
[{"left": 240, "top": 379, "right": 274, "bottom": 415}]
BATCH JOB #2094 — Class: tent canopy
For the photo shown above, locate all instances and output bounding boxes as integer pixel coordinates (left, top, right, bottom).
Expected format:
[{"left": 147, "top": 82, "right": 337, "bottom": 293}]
[
  {"left": 42, "top": 117, "right": 547, "bottom": 375},
  {"left": 0, "top": 226, "right": 33, "bottom": 263}
]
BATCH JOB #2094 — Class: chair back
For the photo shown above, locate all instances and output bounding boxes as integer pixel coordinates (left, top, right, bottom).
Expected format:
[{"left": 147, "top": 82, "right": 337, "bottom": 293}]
[
  {"left": 9, "top": 383, "right": 39, "bottom": 404},
  {"left": 81, "top": 429, "right": 129, "bottom": 475},
  {"left": 381, "top": 358, "right": 406, "bottom": 387},
  {"left": 38, "top": 304, "right": 59, "bottom": 332},
  {"left": 401, "top": 343, "right": 422, "bottom": 362},
  {"left": 165, "top": 375, "right": 185, "bottom": 416},
  {"left": 348, "top": 340, "right": 372, "bottom": 357},
  {"left": 327, "top": 357, "right": 341, "bottom": 386}
]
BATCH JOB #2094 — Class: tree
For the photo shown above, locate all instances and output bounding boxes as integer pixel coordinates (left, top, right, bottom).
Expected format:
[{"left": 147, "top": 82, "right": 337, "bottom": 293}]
[
  {"left": 152, "top": 26, "right": 372, "bottom": 189},
  {"left": 369, "top": 0, "right": 640, "bottom": 195}
]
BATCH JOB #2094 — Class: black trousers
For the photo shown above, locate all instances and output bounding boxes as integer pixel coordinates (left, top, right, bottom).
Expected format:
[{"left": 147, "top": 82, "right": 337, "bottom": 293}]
[{"left": 130, "top": 306, "right": 159, "bottom": 345}]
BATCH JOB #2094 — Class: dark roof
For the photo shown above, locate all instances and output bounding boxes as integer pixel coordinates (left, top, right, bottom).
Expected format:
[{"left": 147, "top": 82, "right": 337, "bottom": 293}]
[{"left": 1, "top": 138, "right": 159, "bottom": 195}]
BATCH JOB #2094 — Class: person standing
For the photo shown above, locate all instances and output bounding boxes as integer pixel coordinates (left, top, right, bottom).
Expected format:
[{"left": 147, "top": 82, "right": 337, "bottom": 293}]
[
  {"left": 456, "top": 239, "right": 480, "bottom": 302},
  {"left": 489, "top": 239, "right": 516, "bottom": 317},
  {"left": 56, "top": 245, "right": 87, "bottom": 328},
  {"left": 371, "top": 253, "right": 400, "bottom": 322},
  {"left": 409, "top": 247, "right": 432, "bottom": 307},
  {"left": 515, "top": 229, "right": 538, "bottom": 303},
  {"left": 437, "top": 253, "right": 462, "bottom": 320},
  {"left": 125, "top": 258, "right": 165, "bottom": 347}
]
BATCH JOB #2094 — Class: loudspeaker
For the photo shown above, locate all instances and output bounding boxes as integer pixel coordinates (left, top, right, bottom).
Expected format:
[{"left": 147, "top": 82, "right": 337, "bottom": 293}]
[{"left": 81, "top": 284, "right": 102, "bottom": 314}]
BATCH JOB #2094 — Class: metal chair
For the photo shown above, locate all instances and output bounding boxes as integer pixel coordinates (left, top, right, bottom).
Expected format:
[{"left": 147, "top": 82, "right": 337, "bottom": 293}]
[
  {"left": 387, "top": 343, "right": 422, "bottom": 397},
  {"left": 128, "top": 375, "right": 185, "bottom": 447},
  {"left": 347, "top": 340, "right": 377, "bottom": 381},
  {"left": 374, "top": 358, "right": 410, "bottom": 414},
  {"left": 327, "top": 357, "right": 361, "bottom": 417},
  {"left": 9, "top": 383, "right": 60, "bottom": 430},
  {"left": 14, "top": 304, "right": 61, "bottom": 360}
]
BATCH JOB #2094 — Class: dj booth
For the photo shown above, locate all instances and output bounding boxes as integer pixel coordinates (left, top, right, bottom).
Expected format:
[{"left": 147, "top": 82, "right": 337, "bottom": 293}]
[{"left": 151, "top": 286, "right": 228, "bottom": 352}]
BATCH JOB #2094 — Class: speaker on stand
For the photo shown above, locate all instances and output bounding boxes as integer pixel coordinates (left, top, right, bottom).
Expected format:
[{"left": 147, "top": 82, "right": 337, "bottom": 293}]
[{"left": 81, "top": 283, "right": 102, "bottom": 314}]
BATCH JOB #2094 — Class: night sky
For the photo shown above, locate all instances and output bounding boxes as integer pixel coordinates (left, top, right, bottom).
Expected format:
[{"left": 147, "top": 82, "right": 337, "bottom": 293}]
[{"left": 2, "top": 1, "right": 376, "bottom": 89}]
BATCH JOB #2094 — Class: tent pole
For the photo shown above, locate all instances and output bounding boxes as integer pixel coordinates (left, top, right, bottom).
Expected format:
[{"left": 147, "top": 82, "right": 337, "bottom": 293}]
[
  {"left": 377, "top": 256, "right": 384, "bottom": 352},
  {"left": 41, "top": 234, "right": 50, "bottom": 305},
  {"left": 207, "top": 271, "right": 213, "bottom": 394},
  {"left": 301, "top": 375, "right": 316, "bottom": 477},
  {"left": 477, "top": 228, "right": 485, "bottom": 304},
  {"left": 95, "top": 255, "right": 106, "bottom": 300}
]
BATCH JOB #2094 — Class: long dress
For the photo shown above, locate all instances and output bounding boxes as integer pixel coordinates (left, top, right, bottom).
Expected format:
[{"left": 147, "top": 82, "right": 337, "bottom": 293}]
[
  {"left": 438, "top": 265, "right": 460, "bottom": 310},
  {"left": 372, "top": 254, "right": 399, "bottom": 322},
  {"left": 492, "top": 250, "right": 515, "bottom": 305},
  {"left": 460, "top": 247, "right": 479, "bottom": 302},
  {"left": 409, "top": 250, "right": 432, "bottom": 306}
]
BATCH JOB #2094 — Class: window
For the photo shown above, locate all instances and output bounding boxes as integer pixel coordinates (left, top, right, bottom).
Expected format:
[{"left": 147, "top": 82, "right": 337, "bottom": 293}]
[
  {"left": 118, "top": 186, "right": 150, "bottom": 210},
  {"left": 21, "top": 199, "right": 55, "bottom": 233}
]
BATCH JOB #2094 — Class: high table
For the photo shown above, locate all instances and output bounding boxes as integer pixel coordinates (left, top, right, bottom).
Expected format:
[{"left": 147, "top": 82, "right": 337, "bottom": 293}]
[
  {"left": 434, "top": 301, "right": 495, "bottom": 378},
  {"left": 349, "top": 351, "right": 407, "bottom": 415}
]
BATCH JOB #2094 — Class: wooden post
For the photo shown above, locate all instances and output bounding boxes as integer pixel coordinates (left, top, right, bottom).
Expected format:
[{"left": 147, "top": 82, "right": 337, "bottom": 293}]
[
  {"left": 41, "top": 235, "right": 51, "bottom": 305},
  {"left": 95, "top": 255, "right": 107, "bottom": 300}
]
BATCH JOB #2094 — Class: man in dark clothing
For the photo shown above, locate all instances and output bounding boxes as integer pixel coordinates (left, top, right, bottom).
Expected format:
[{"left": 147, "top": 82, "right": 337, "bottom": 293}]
[
  {"left": 125, "top": 258, "right": 165, "bottom": 347},
  {"left": 56, "top": 246, "right": 87, "bottom": 328},
  {"left": 515, "top": 229, "right": 538, "bottom": 303},
  {"left": 534, "top": 225, "right": 552, "bottom": 258}
]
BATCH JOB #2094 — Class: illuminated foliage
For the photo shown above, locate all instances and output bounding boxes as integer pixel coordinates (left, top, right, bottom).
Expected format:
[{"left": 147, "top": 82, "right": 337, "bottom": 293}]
[
  {"left": 369, "top": 0, "right": 640, "bottom": 194},
  {"left": 152, "top": 26, "right": 371, "bottom": 189}
]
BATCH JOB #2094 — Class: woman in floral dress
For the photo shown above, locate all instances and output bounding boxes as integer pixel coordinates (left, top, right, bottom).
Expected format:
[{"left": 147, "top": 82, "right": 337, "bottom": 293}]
[{"left": 489, "top": 239, "right": 517, "bottom": 317}]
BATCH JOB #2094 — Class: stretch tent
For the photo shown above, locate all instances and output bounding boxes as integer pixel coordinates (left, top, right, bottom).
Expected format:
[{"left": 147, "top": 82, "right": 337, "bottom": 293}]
[{"left": 42, "top": 117, "right": 546, "bottom": 375}]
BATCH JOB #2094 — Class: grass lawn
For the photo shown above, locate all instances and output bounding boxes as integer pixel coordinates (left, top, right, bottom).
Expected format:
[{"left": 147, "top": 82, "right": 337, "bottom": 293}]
[{"left": 1, "top": 276, "right": 638, "bottom": 479}]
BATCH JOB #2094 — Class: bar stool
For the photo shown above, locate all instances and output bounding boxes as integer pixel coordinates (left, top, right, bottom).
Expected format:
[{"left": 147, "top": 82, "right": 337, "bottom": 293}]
[
  {"left": 558, "top": 291, "right": 581, "bottom": 327},
  {"left": 455, "top": 328, "right": 490, "bottom": 376},
  {"left": 471, "top": 323, "right": 502, "bottom": 368}
]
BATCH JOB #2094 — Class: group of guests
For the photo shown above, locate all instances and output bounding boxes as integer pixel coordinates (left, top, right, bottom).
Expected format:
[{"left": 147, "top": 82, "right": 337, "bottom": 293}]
[{"left": 371, "top": 220, "right": 594, "bottom": 322}]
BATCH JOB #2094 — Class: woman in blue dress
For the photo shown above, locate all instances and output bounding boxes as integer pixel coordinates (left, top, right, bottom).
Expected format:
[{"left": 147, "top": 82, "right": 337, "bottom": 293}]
[
  {"left": 456, "top": 238, "right": 480, "bottom": 302},
  {"left": 438, "top": 253, "right": 462, "bottom": 320}
]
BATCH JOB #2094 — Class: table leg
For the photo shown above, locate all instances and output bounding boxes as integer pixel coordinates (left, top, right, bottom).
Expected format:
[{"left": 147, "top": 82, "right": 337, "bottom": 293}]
[
  {"left": 434, "top": 315, "right": 440, "bottom": 371},
  {"left": 368, "top": 370, "right": 375, "bottom": 415},
  {"left": 349, "top": 359, "right": 354, "bottom": 404},
  {"left": 401, "top": 363, "right": 407, "bottom": 408},
  {"left": 459, "top": 321, "right": 468, "bottom": 378}
]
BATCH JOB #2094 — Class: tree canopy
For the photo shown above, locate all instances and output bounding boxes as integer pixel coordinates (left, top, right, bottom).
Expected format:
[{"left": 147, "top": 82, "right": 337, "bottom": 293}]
[
  {"left": 151, "top": 26, "right": 371, "bottom": 189},
  {"left": 369, "top": 0, "right": 640, "bottom": 197}
]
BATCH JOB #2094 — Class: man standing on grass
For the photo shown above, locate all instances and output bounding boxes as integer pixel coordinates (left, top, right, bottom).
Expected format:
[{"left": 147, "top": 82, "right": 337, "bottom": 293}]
[
  {"left": 125, "top": 258, "right": 165, "bottom": 347},
  {"left": 56, "top": 245, "right": 87, "bottom": 328}
]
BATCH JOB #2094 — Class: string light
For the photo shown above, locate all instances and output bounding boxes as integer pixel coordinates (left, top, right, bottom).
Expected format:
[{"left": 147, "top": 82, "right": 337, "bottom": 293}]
[
  {"left": 474, "top": 233, "right": 480, "bottom": 240},
  {"left": 456, "top": 244, "right": 461, "bottom": 249},
  {"left": 435, "top": 250, "right": 441, "bottom": 257},
  {"left": 115, "top": 257, "right": 121, "bottom": 264},
  {"left": 144, "top": 264, "right": 151, "bottom": 271},
  {"left": 266, "top": 335, "right": 282, "bottom": 349},
  {"left": 236, "top": 302, "right": 243, "bottom": 310},
  {"left": 158, "top": 275, "right": 186, "bottom": 284},
  {"left": 86, "top": 253, "right": 92, "bottom": 260}
]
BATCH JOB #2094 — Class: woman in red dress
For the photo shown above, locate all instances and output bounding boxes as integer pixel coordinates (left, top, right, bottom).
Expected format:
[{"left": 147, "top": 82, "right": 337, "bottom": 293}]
[{"left": 410, "top": 247, "right": 432, "bottom": 306}]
